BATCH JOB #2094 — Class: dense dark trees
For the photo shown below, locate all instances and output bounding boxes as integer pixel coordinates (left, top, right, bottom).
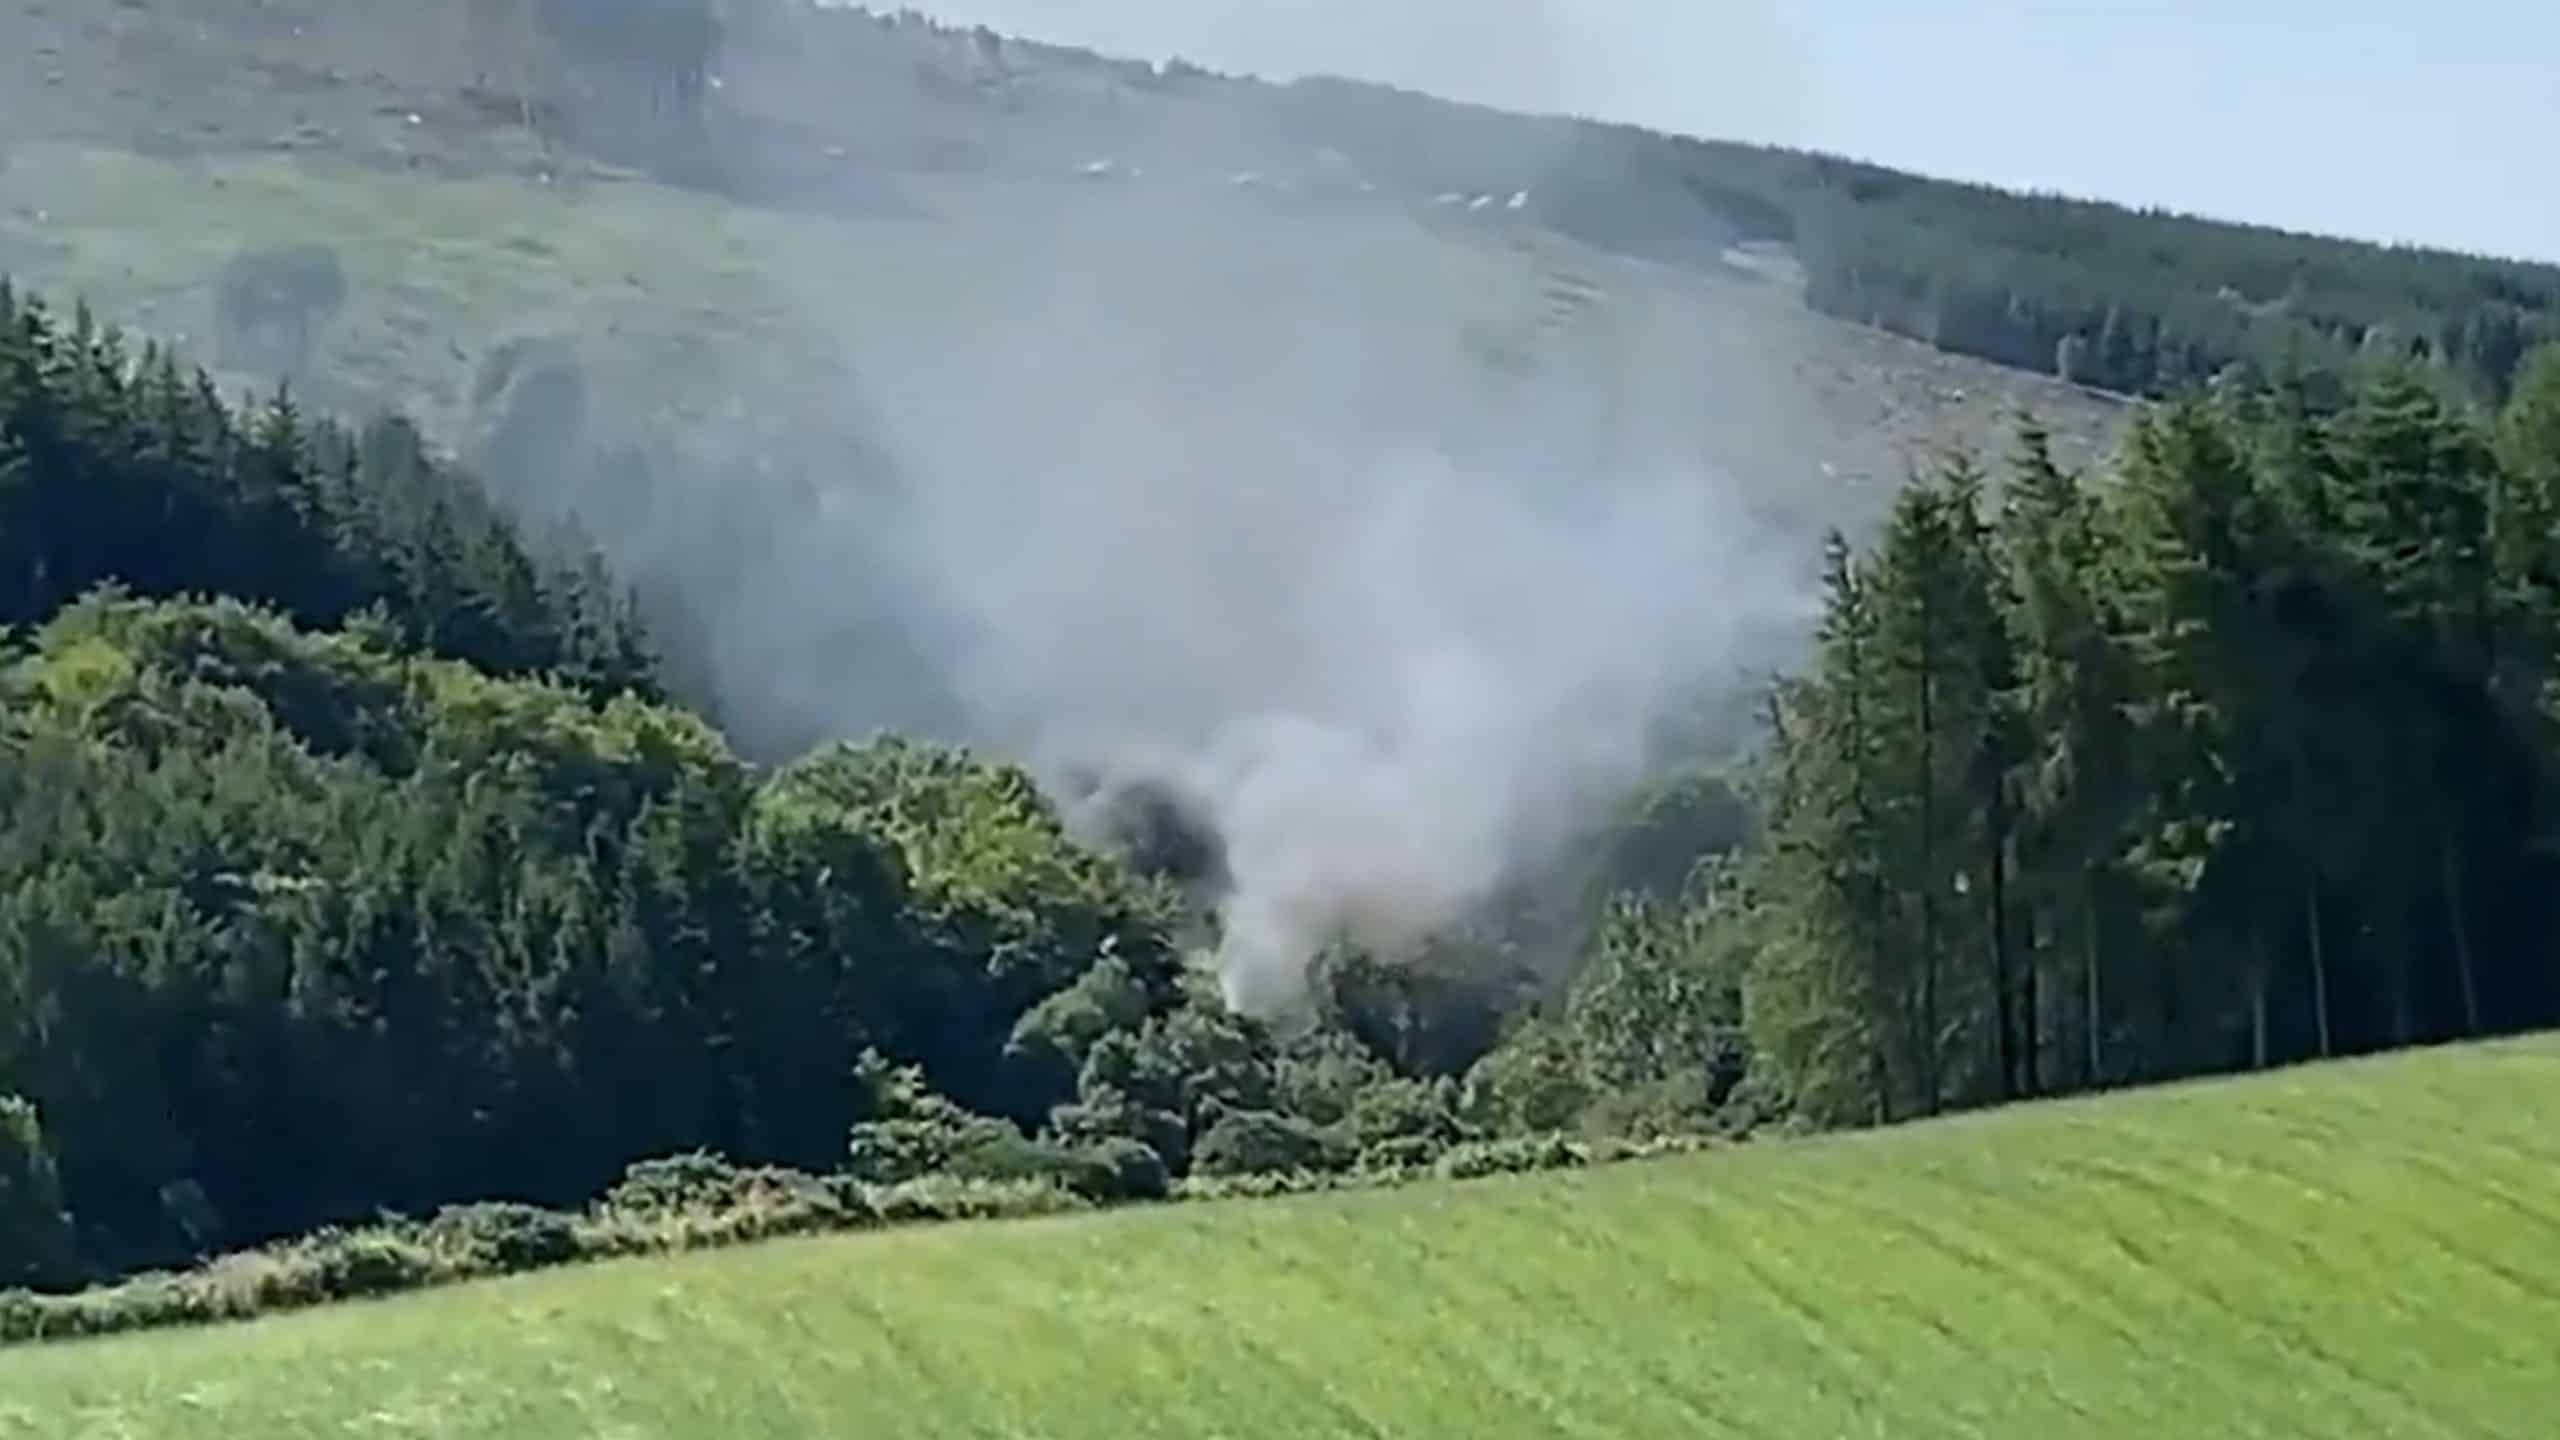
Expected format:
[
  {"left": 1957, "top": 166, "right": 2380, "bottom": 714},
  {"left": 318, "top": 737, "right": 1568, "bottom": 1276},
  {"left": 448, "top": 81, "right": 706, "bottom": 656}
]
[
  {"left": 0, "top": 584, "right": 1206, "bottom": 1274},
  {"left": 1436, "top": 349, "right": 2560, "bottom": 1138},
  {"left": 0, "top": 284, "right": 654, "bottom": 693},
  {"left": 1781, "top": 173, "right": 2558, "bottom": 404},
  {"left": 8, "top": 264, "right": 2560, "bottom": 1307},
  {"left": 1255, "top": 78, "right": 2557, "bottom": 403},
  {"left": 441, "top": 3, "right": 2553, "bottom": 407},
  {"left": 0, "top": 286, "right": 1564, "bottom": 1282},
  {"left": 0, "top": 1099, "right": 72, "bottom": 1290},
  {"left": 462, "top": 6, "right": 2556, "bottom": 409},
  {"left": 1732, "top": 351, "right": 2560, "bottom": 1119}
]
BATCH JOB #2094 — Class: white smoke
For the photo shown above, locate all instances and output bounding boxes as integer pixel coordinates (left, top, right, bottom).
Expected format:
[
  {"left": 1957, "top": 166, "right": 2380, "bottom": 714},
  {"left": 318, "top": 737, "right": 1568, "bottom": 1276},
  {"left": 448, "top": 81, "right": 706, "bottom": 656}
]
[
  {"left": 406, "top": 0, "right": 1831, "bottom": 1010},
  {"left": 847, "top": 180, "right": 1810, "bottom": 1010}
]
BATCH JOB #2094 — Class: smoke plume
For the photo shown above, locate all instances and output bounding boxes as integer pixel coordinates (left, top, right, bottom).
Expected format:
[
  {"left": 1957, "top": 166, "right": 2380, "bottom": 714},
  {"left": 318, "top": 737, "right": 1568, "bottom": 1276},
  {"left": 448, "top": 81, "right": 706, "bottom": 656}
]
[
  {"left": 480, "top": 3, "right": 1827, "bottom": 1011},
  {"left": 827, "top": 176, "right": 1810, "bottom": 1011}
]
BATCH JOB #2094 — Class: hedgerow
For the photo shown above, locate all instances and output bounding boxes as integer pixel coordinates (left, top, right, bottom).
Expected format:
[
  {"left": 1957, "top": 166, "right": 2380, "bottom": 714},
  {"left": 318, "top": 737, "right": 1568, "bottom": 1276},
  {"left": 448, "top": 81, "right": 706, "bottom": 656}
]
[{"left": 0, "top": 1135, "right": 1726, "bottom": 1348}]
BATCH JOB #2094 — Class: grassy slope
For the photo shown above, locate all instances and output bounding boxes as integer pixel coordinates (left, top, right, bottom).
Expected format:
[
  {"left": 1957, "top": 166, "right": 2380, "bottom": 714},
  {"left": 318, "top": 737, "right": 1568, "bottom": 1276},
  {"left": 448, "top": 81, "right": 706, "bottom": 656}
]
[{"left": 5, "top": 1038, "right": 2555, "bottom": 1439}]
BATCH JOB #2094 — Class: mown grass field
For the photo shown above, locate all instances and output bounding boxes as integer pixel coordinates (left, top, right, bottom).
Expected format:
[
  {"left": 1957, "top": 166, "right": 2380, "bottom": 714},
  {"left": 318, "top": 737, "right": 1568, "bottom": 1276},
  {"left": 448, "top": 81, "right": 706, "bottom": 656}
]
[{"left": 4, "top": 1038, "right": 2555, "bottom": 1439}]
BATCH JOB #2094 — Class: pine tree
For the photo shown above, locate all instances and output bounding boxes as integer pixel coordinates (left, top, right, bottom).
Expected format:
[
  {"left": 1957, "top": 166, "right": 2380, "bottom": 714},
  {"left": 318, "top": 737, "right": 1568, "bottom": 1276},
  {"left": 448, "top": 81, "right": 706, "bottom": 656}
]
[
  {"left": 2000, "top": 419, "right": 2141, "bottom": 1086},
  {"left": 2317, "top": 367, "right": 2506, "bottom": 1040},
  {"left": 2116, "top": 398, "right": 2315, "bottom": 1074},
  {"left": 1746, "top": 534, "right": 1893, "bottom": 1123},
  {"left": 1863, "top": 460, "right": 2011, "bottom": 1112}
]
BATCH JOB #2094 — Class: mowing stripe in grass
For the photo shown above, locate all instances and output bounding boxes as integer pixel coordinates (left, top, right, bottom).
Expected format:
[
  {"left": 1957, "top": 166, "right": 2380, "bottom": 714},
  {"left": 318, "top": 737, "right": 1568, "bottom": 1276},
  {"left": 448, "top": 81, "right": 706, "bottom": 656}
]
[{"left": 5, "top": 1038, "right": 2558, "bottom": 1438}]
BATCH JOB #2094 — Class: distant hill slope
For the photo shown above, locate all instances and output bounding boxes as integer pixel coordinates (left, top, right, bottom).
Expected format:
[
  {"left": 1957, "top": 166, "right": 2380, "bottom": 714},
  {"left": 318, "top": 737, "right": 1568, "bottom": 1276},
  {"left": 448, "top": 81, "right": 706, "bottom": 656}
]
[
  {"left": 7, "top": 1, "right": 2548, "bottom": 424},
  {"left": 27, "top": 0, "right": 2555, "bottom": 757},
  {"left": 0, "top": 0, "right": 2136, "bottom": 473},
  {"left": 1, "top": 0, "right": 2145, "bottom": 762},
  {"left": 4, "top": 1035, "right": 2553, "bottom": 1437}
]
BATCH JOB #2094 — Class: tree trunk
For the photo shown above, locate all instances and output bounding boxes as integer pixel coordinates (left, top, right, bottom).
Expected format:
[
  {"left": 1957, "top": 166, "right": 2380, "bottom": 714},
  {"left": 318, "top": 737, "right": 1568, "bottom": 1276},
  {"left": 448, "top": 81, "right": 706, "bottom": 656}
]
[
  {"left": 2022, "top": 904, "right": 2042, "bottom": 1095},
  {"left": 2442, "top": 832, "right": 2482, "bottom": 1035},
  {"left": 1839, "top": 598, "right": 1893, "bottom": 1123},
  {"left": 2391, "top": 929, "right": 2416, "bottom": 1047},
  {"left": 1868, "top": 1042, "right": 1889, "bottom": 1127},
  {"left": 2249, "top": 929, "right": 2271, "bottom": 1071},
  {"left": 2083, "top": 866, "right": 2104, "bottom": 1089},
  {"left": 1916, "top": 593, "right": 1940, "bottom": 1116},
  {"left": 1918, "top": 899, "right": 1941, "bottom": 1116},
  {"left": 2305, "top": 879, "right": 2333, "bottom": 1060},
  {"left": 1988, "top": 806, "right": 2016, "bottom": 1104}
]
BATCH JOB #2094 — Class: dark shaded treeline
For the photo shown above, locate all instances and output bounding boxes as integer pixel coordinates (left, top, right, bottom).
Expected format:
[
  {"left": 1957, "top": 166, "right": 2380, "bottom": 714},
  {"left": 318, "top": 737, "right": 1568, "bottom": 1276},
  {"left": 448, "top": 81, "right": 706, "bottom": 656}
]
[
  {"left": 8, "top": 272, "right": 2560, "bottom": 1306},
  {"left": 1726, "top": 349, "right": 2560, "bottom": 1120},
  {"left": 0, "top": 285, "right": 655, "bottom": 693},
  {"left": 745, "top": 4, "right": 2560, "bottom": 406},
  {"left": 424, "top": 3, "right": 2560, "bottom": 405},
  {"left": 0, "top": 285, "right": 1669, "bottom": 1289},
  {"left": 1249, "top": 74, "right": 2558, "bottom": 404}
]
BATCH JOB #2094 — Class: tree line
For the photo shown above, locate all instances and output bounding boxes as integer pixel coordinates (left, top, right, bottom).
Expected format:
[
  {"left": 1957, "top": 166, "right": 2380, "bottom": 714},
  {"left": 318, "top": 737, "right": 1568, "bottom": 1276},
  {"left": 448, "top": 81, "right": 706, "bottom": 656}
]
[
  {"left": 1721, "top": 348, "right": 2560, "bottom": 1121},
  {"left": 0, "top": 283, "right": 1690, "bottom": 1291},
  {"left": 0, "top": 284, "right": 655, "bottom": 694},
  {"left": 1248, "top": 76, "right": 2557, "bottom": 402},
  {"left": 1443, "top": 345, "right": 2560, "bottom": 1140},
  {"left": 1784, "top": 172, "right": 2556, "bottom": 405},
  {"left": 8, "top": 272, "right": 2560, "bottom": 1307},
  {"left": 430, "top": 2, "right": 2552, "bottom": 406}
]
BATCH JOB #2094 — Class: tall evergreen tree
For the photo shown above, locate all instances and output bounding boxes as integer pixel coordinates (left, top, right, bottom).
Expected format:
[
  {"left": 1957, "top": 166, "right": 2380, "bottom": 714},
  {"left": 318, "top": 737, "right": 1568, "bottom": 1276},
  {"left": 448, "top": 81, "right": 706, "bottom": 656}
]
[{"left": 1999, "top": 419, "right": 2141, "bottom": 1086}]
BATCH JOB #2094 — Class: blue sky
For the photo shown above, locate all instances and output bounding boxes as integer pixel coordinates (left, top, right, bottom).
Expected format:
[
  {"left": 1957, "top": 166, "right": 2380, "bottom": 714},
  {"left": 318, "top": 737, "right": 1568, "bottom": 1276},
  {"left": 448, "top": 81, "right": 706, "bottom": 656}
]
[{"left": 911, "top": 1, "right": 2557, "bottom": 263}]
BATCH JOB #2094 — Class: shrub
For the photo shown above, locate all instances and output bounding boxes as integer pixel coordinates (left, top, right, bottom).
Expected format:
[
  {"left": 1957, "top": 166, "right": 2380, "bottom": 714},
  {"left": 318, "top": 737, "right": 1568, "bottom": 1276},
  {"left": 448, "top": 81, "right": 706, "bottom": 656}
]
[
  {"left": 0, "top": 1097, "right": 76, "bottom": 1291},
  {"left": 0, "top": 1223, "right": 452, "bottom": 1345},
  {"left": 846, "top": 1051, "right": 1023, "bottom": 1184},
  {"left": 1434, "top": 1134, "right": 1587, "bottom": 1181},
  {"left": 0, "top": 1125, "right": 1727, "bottom": 1352},
  {"left": 1346, "top": 1077, "right": 1464, "bottom": 1154},
  {"left": 1005, "top": 953, "right": 1156, "bottom": 1090},
  {"left": 1048, "top": 1085, "right": 1191, "bottom": 1174},
  {"left": 422, "top": 1203, "right": 581, "bottom": 1272},
  {"left": 863, "top": 1177, "right": 1090, "bottom": 1227},
  {"left": 270, "top": 1229, "right": 445, "bottom": 1304},
  {"left": 1358, "top": 1135, "right": 1446, "bottom": 1173},
  {"left": 1191, "top": 1109, "right": 1352, "bottom": 1178},
  {"left": 1085, "top": 1137, "right": 1171, "bottom": 1201},
  {"left": 584, "top": 1167, "right": 857, "bottom": 1257},
  {"left": 1271, "top": 1027, "right": 1396, "bottom": 1127},
  {"left": 939, "top": 1133, "right": 1170, "bottom": 1203},
  {"left": 0, "top": 1288, "right": 40, "bottom": 1343},
  {"left": 1577, "top": 1075, "right": 1725, "bottom": 1141},
  {"left": 1461, "top": 1022, "right": 1595, "bottom": 1135},
  {"left": 1173, "top": 1170, "right": 1356, "bottom": 1203},
  {"left": 943, "top": 1133, "right": 1116, "bottom": 1198},
  {"left": 602, "top": 1151, "right": 753, "bottom": 1217}
]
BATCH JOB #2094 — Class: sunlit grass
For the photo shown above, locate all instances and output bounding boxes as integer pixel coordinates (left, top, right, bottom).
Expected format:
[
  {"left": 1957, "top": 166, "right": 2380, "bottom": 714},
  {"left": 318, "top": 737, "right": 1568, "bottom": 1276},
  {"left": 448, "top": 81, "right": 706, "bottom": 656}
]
[{"left": 5, "top": 1037, "right": 2554, "bottom": 1438}]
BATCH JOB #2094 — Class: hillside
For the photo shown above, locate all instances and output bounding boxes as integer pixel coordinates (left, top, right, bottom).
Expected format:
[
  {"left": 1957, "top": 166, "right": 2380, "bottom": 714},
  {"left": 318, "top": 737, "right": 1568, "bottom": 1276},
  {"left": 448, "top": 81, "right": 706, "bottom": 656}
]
[
  {"left": 1, "top": 0, "right": 2176, "bottom": 761},
  {"left": 9, "top": 0, "right": 2551, "bottom": 458},
  {"left": 5, "top": 1036, "right": 2555, "bottom": 1437},
  {"left": 12, "top": 10, "right": 2560, "bottom": 1420},
  {"left": 0, "top": 0, "right": 2132, "bottom": 499}
]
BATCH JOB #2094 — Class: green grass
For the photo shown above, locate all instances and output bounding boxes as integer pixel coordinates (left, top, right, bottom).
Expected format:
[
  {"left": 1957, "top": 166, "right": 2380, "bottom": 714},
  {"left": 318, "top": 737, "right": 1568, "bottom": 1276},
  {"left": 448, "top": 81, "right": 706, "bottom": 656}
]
[{"left": 6, "top": 1039, "right": 2557, "bottom": 1438}]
